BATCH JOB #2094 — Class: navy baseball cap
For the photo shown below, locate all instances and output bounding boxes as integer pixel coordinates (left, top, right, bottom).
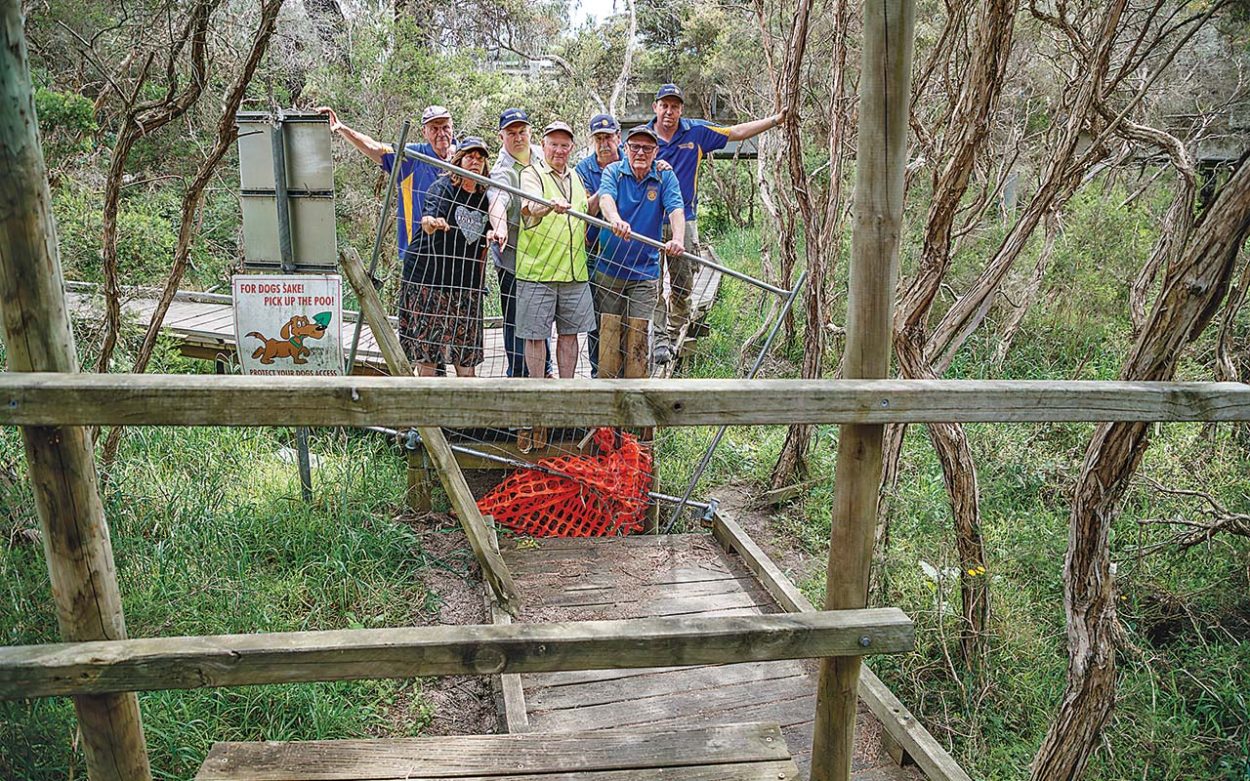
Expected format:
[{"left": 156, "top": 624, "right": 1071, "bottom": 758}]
[
  {"left": 498, "top": 108, "right": 531, "bottom": 129},
  {"left": 455, "top": 136, "right": 489, "bottom": 156},
  {"left": 655, "top": 84, "right": 684, "bottom": 102},
  {"left": 588, "top": 113, "right": 620, "bottom": 135}
]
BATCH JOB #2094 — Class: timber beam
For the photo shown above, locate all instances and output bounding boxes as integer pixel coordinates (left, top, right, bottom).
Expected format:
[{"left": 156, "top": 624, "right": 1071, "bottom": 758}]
[
  {"left": 0, "top": 375, "right": 1246, "bottom": 427},
  {"left": 0, "top": 609, "right": 913, "bottom": 699}
]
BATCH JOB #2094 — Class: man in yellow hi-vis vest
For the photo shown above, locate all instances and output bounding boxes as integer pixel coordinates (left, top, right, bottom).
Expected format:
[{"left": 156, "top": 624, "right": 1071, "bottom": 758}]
[{"left": 516, "top": 121, "right": 596, "bottom": 383}]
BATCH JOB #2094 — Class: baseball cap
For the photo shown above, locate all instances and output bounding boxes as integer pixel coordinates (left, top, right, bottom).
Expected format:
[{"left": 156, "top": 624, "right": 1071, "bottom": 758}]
[
  {"left": 655, "top": 84, "right": 684, "bottom": 103},
  {"left": 498, "top": 108, "right": 531, "bottom": 129},
  {"left": 455, "top": 136, "right": 489, "bottom": 155},
  {"left": 542, "top": 121, "right": 574, "bottom": 138},
  {"left": 588, "top": 113, "right": 620, "bottom": 135},
  {"left": 421, "top": 105, "right": 451, "bottom": 124},
  {"left": 625, "top": 125, "right": 659, "bottom": 144}
]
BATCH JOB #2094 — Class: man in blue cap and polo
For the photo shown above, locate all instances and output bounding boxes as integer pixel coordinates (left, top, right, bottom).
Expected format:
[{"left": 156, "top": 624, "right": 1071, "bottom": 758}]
[
  {"left": 596, "top": 124, "right": 685, "bottom": 370},
  {"left": 647, "top": 84, "right": 787, "bottom": 364},
  {"left": 574, "top": 112, "right": 622, "bottom": 375}
]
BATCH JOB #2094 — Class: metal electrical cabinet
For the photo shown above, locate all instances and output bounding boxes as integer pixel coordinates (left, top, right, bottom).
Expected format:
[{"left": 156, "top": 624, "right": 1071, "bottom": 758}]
[{"left": 236, "top": 111, "right": 337, "bottom": 271}]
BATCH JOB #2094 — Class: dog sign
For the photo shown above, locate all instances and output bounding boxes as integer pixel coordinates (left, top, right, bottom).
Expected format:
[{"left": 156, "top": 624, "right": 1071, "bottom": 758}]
[{"left": 233, "top": 274, "right": 344, "bottom": 376}]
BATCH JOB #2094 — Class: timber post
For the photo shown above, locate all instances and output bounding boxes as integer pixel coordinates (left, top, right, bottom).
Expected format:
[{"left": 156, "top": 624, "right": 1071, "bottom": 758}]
[
  {"left": 338, "top": 247, "right": 520, "bottom": 610},
  {"left": 0, "top": 2, "right": 153, "bottom": 779},
  {"left": 810, "top": 2, "right": 915, "bottom": 781}
]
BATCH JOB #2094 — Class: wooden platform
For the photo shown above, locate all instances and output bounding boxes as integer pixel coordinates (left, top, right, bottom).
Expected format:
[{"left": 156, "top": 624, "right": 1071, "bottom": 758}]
[
  {"left": 197, "top": 721, "right": 801, "bottom": 780},
  {"left": 63, "top": 261, "right": 721, "bottom": 380},
  {"left": 498, "top": 534, "right": 920, "bottom": 781}
]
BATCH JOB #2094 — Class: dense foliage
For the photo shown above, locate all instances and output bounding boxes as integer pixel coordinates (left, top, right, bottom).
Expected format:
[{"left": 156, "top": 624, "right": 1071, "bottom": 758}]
[{"left": 1, "top": 1, "right": 1247, "bottom": 779}]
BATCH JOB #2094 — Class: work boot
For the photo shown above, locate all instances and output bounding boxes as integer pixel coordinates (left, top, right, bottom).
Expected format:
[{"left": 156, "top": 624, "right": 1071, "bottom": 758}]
[
  {"left": 532, "top": 426, "right": 549, "bottom": 451},
  {"left": 653, "top": 342, "right": 672, "bottom": 365},
  {"left": 517, "top": 428, "right": 533, "bottom": 454}
]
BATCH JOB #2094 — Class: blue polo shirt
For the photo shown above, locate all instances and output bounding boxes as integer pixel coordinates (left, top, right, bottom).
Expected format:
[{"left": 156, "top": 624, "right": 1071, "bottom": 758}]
[
  {"left": 645, "top": 117, "right": 730, "bottom": 220},
  {"left": 574, "top": 153, "right": 619, "bottom": 254},
  {"left": 380, "top": 141, "right": 444, "bottom": 256},
  {"left": 597, "top": 161, "right": 684, "bottom": 281}
]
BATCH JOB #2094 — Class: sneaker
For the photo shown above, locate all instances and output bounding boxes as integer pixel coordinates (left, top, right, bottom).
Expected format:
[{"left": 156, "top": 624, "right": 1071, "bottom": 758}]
[{"left": 653, "top": 343, "right": 672, "bottom": 365}]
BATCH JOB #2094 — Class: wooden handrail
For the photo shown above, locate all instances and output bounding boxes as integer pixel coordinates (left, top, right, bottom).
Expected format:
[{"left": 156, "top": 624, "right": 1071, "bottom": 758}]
[
  {"left": 0, "top": 375, "right": 1247, "bottom": 427},
  {"left": 0, "top": 609, "right": 913, "bottom": 699}
]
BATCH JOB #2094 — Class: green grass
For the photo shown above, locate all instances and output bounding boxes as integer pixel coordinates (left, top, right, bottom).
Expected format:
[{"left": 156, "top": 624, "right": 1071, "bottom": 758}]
[{"left": 0, "top": 390, "right": 444, "bottom": 779}]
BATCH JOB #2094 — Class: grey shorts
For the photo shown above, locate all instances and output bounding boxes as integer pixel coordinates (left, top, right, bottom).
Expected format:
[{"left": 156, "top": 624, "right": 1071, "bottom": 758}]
[
  {"left": 515, "top": 280, "right": 597, "bottom": 339},
  {"left": 592, "top": 270, "right": 660, "bottom": 322}
]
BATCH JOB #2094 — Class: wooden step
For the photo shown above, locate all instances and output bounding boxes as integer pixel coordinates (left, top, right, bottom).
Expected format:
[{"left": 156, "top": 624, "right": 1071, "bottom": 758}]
[{"left": 195, "top": 721, "right": 800, "bottom": 780}]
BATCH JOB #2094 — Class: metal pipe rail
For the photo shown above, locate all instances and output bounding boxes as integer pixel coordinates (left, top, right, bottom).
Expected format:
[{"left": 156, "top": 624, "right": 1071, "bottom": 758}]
[{"left": 402, "top": 149, "right": 789, "bottom": 297}]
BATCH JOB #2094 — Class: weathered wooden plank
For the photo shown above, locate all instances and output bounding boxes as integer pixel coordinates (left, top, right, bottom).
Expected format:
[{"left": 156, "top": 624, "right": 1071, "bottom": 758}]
[
  {"left": 529, "top": 575, "right": 764, "bottom": 611},
  {"left": 198, "top": 758, "right": 803, "bottom": 781},
  {"left": 528, "top": 667, "right": 812, "bottom": 732},
  {"left": 624, "top": 316, "right": 649, "bottom": 379},
  {"left": 0, "top": 609, "right": 914, "bottom": 698},
  {"left": 526, "top": 660, "right": 806, "bottom": 712},
  {"left": 484, "top": 527, "right": 530, "bottom": 736},
  {"left": 195, "top": 722, "right": 794, "bottom": 779},
  {"left": 600, "top": 314, "right": 623, "bottom": 379},
  {"left": 3, "top": 375, "right": 1247, "bottom": 427},
  {"left": 712, "top": 512, "right": 814, "bottom": 615},
  {"left": 712, "top": 511, "right": 973, "bottom": 781},
  {"left": 491, "top": 600, "right": 530, "bottom": 734}
]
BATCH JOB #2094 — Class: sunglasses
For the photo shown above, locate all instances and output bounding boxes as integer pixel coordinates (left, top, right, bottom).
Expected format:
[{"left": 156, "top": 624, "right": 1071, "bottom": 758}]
[{"left": 627, "top": 143, "right": 657, "bottom": 154}]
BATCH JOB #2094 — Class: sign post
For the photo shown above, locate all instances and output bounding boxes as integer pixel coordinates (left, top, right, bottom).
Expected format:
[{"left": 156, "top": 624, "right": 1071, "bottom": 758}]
[{"left": 235, "top": 110, "right": 339, "bottom": 500}]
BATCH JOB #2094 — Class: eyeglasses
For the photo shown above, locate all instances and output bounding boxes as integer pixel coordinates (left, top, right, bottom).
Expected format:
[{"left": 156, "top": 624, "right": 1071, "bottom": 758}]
[{"left": 626, "top": 143, "right": 657, "bottom": 154}]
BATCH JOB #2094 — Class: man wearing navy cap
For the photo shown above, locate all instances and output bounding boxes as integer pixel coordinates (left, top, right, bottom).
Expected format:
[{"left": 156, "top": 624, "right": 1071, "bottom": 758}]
[
  {"left": 486, "top": 108, "right": 549, "bottom": 378},
  {"left": 573, "top": 113, "right": 622, "bottom": 376},
  {"left": 316, "top": 104, "right": 455, "bottom": 265},
  {"left": 646, "top": 84, "right": 787, "bottom": 364}
]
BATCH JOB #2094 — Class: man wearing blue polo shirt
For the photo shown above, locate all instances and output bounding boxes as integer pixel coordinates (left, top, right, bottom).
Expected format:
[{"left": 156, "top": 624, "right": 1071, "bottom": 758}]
[
  {"left": 574, "top": 113, "right": 622, "bottom": 376},
  {"left": 646, "top": 84, "right": 786, "bottom": 363},
  {"left": 597, "top": 125, "right": 685, "bottom": 368},
  {"left": 317, "top": 104, "right": 455, "bottom": 264}
]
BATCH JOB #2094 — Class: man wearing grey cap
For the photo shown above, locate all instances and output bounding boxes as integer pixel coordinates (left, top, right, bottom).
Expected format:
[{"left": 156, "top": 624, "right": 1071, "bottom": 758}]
[{"left": 316, "top": 105, "right": 456, "bottom": 265}]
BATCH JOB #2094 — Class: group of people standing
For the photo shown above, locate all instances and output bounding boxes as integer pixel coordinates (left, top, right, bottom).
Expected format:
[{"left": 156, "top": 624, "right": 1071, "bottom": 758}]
[{"left": 317, "top": 86, "right": 785, "bottom": 394}]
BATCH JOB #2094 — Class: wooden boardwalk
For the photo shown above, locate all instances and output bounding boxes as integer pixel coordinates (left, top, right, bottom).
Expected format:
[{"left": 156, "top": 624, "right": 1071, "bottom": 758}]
[
  {"left": 498, "top": 534, "right": 922, "bottom": 781},
  {"left": 64, "top": 262, "right": 722, "bottom": 379}
]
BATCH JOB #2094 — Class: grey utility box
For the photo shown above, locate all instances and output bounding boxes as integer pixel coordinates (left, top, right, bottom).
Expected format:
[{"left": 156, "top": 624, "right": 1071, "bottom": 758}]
[{"left": 236, "top": 111, "right": 337, "bottom": 271}]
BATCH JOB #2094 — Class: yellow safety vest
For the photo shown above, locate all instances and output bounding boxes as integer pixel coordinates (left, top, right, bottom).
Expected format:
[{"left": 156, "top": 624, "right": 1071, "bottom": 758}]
[{"left": 516, "top": 164, "right": 589, "bottom": 283}]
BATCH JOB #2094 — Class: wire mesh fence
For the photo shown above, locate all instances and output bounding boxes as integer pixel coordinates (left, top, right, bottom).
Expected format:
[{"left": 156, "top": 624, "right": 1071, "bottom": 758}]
[{"left": 351, "top": 136, "right": 801, "bottom": 535}]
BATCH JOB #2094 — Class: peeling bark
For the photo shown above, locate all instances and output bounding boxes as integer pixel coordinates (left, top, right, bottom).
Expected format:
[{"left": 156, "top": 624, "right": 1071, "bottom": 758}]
[{"left": 1031, "top": 151, "right": 1250, "bottom": 781}]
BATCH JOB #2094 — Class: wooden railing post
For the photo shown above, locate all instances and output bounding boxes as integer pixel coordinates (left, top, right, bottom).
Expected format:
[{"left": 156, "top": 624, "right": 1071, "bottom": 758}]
[
  {"left": 810, "top": 2, "right": 915, "bottom": 781},
  {"left": 0, "top": 2, "right": 152, "bottom": 779},
  {"left": 338, "top": 247, "right": 520, "bottom": 610}
]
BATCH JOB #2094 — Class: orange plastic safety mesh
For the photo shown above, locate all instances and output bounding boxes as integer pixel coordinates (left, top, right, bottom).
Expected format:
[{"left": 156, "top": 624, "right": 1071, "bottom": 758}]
[{"left": 477, "top": 428, "right": 653, "bottom": 537}]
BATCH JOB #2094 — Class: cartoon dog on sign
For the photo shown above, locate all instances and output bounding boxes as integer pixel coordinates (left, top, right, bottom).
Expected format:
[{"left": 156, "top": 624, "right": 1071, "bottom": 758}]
[{"left": 247, "top": 312, "right": 332, "bottom": 365}]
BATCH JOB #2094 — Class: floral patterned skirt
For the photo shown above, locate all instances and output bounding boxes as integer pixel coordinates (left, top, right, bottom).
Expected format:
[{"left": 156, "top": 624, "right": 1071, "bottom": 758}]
[{"left": 397, "top": 283, "right": 484, "bottom": 368}]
